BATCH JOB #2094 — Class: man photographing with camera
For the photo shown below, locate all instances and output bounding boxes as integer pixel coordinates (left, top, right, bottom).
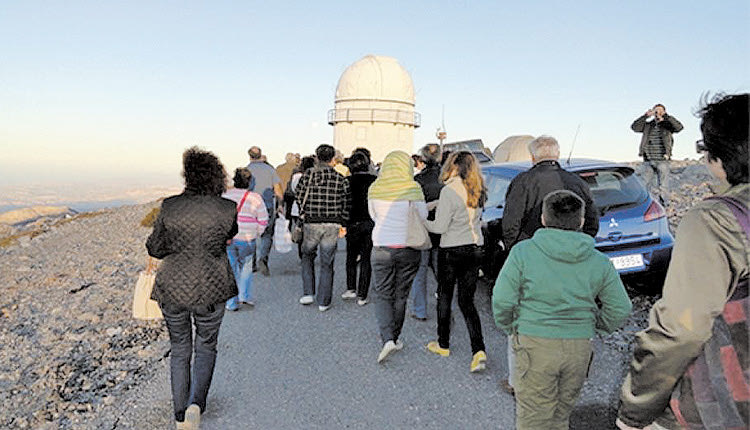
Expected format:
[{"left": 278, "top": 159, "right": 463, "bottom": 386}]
[{"left": 631, "top": 103, "right": 683, "bottom": 207}]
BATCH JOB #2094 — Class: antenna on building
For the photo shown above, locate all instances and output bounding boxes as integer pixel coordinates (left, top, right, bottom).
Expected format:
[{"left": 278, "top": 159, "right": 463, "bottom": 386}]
[
  {"left": 436, "top": 105, "right": 447, "bottom": 150},
  {"left": 566, "top": 124, "right": 581, "bottom": 166}
]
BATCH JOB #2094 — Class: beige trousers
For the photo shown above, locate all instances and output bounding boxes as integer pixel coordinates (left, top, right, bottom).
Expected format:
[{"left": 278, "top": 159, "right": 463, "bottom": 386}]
[{"left": 513, "top": 335, "right": 592, "bottom": 430}]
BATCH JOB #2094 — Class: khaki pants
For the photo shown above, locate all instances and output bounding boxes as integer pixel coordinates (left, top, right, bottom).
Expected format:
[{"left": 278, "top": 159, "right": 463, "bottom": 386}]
[{"left": 513, "top": 335, "right": 592, "bottom": 430}]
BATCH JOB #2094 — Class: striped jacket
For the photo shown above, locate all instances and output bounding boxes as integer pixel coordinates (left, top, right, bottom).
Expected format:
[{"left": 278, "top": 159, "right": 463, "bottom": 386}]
[{"left": 222, "top": 188, "right": 269, "bottom": 241}]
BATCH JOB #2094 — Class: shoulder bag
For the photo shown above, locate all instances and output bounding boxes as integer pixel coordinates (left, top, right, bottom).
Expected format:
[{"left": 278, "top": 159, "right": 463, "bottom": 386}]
[
  {"left": 291, "top": 172, "right": 313, "bottom": 244},
  {"left": 406, "top": 201, "right": 431, "bottom": 250}
]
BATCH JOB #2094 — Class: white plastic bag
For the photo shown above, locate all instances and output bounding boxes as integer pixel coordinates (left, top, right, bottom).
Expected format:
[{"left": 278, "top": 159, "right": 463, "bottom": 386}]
[
  {"left": 132, "top": 258, "right": 162, "bottom": 320},
  {"left": 274, "top": 215, "right": 293, "bottom": 253}
]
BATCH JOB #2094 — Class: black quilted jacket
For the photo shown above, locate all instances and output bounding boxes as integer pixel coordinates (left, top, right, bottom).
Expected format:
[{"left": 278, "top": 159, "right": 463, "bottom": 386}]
[{"left": 146, "top": 191, "right": 239, "bottom": 306}]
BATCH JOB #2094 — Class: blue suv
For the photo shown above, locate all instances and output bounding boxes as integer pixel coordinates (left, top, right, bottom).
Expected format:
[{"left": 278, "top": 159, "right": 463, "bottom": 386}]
[{"left": 481, "top": 159, "right": 674, "bottom": 289}]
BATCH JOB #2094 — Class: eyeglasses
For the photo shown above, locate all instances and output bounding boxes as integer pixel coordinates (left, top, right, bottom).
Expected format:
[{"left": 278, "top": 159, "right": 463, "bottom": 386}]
[{"left": 696, "top": 139, "right": 708, "bottom": 153}]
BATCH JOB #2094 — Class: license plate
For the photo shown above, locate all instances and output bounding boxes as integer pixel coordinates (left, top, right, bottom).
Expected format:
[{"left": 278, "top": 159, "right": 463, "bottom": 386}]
[{"left": 610, "top": 254, "right": 645, "bottom": 270}]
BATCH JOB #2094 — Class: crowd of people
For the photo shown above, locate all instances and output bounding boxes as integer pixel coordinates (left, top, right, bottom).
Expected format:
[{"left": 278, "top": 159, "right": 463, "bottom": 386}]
[{"left": 146, "top": 93, "right": 748, "bottom": 430}]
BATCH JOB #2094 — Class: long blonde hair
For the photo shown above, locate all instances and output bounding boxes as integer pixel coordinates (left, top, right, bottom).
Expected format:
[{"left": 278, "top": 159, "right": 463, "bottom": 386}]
[{"left": 441, "top": 151, "right": 486, "bottom": 208}]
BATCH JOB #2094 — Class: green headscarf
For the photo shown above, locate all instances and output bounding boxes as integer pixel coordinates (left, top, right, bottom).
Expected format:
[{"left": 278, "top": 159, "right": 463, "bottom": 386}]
[{"left": 368, "top": 151, "right": 425, "bottom": 201}]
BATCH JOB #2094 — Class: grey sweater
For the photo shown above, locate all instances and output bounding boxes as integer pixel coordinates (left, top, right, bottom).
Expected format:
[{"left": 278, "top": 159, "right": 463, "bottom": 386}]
[{"left": 425, "top": 177, "right": 484, "bottom": 247}]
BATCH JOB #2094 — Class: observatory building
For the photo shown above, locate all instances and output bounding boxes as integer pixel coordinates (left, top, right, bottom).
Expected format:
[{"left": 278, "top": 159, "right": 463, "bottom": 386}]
[{"left": 328, "top": 55, "right": 420, "bottom": 162}]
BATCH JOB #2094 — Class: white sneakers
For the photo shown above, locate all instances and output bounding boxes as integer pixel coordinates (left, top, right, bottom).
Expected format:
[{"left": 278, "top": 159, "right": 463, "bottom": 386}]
[
  {"left": 377, "top": 339, "right": 404, "bottom": 363},
  {"left": 183, "top": 404, "right": 200, "bottom": 430},
  {"left": 318, "top": 304, "right": 332, "bottom": 312},
  {"left": 341, "top": 290, "right": 357, "bottom": 300},
  {"left": 299, "top": 295, "right": 314, "bottom": 305},
  {"left": 357, "top": 298, "right": 369, "bottom": 306}
]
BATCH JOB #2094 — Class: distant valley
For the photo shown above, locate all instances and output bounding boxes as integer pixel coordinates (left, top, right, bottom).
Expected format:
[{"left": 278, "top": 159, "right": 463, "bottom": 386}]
[{"left": 0, "top": 183, "right": 181, "bottom": 215}]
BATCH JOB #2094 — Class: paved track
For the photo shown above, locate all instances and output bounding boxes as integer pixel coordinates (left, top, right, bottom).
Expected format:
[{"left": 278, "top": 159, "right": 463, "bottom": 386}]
[
  {"left": 204, "top": 242, "right": 514, "bottom": 428},
  {"left": 109, "top": 240, "right": 621, "bottom": 429}
]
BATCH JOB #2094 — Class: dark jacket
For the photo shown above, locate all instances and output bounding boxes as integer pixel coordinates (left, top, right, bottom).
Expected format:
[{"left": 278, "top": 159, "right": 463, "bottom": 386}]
[
  {"left": 415, "top": 163, "right": 444, "bottom": 207},
  {"left": 295, "top": 163, "right": 351, "bottom": 225},
  {"left": 415, "top": 163, "right": 444, "bottom": 248},
  {"left": 502, "top": 160, "right": 598, "bottom": 249},
  {"left": 631, "top": 114, "right": 684, "bottom": 159},
  {"left": 346, "top": 172, "right": 376, "bottom": 227},
  {"left": 146, "top": 191, "right": 238, "bottom": 306}
]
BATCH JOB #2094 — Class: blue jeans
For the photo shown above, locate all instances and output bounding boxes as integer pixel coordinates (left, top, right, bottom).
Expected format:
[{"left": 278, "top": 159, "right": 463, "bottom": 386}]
[
  {"left": 257, "top": 204, "right": 276, "bottom": 265},
  {"left": 300, "top": 223, "right": 340, "bottom": 306},
  {"left": 160, "top": 302, "right": 225, "bottom": 422},
  {"left": 409, "top": 248, "right": 437, "bottom": 319},
  {"left": 226, "top": 239, "right": 256, "bottom": 310},
  {"left": 372, "top": 247, "right": 421, "bottom": 343},
  {"left": 639, "top": 160, "right": 671, "bottom": 206}
]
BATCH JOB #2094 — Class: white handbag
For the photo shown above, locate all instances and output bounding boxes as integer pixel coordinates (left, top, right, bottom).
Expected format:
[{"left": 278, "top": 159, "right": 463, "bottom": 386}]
[
  {"left": 406, "top": 202, "right": 432, "bottom": 250},
  {"left": 132, "top": 258, "right": 163, "bottom": 320}
]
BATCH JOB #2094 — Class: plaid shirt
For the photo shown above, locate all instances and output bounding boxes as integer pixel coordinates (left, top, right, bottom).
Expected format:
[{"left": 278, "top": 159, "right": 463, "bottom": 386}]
[{"left": 294, "top": 164, "right": 351, "bottom": 224}]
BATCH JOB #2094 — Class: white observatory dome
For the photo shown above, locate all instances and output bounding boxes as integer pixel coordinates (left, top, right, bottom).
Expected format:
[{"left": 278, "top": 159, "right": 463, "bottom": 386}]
[
  {"left": 335, "top": 55, "right": 415, "bottom": 105},
  {"left": 329, "top": 55, "right": 419, "bottom": 163}
]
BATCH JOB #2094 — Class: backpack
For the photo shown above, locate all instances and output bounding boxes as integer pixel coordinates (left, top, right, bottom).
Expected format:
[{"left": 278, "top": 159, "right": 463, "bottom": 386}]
[{"left": 670, "top": 195, "right": 749, "bottom": 429}]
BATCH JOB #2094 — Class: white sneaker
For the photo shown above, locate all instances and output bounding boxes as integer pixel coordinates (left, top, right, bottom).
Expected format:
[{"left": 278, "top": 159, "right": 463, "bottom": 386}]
[
  {"left": 318, "top": 304, "right": 332, "bottom": 312},
  {"left": 377, "top": 340, "right": 403, "bottom": 363},
  {"left": 341, "top": 290, "right": 357, "bottom": 300},
  {"left": 357, "top": 298, "right": 369, "bottom": 306},
  {"left": 185, "top": 404, "right": 200, "bottom": 430},
  {"left": 299, "top": 295, "right": 314, "bottom": 305}
]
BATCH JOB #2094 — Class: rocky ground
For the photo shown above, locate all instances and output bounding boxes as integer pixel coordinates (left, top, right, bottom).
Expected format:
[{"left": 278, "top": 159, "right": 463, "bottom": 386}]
[
  {"left": 0, "top": 159, "right": 719, "bottom": 429},
  {"left": 0, "top": 202, "right": 168, "bottom": 429}
]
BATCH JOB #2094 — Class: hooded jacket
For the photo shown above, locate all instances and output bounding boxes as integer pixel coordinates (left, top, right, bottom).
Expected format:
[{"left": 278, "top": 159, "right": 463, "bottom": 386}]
[
  {"left": 618, "top": 183, "right": 750, "bottom": 429},
  {"left": 492, "top": 228, "right": 632, "bottom": 339}
]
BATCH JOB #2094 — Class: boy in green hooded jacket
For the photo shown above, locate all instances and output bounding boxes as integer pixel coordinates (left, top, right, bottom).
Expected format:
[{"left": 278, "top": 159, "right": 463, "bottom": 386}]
[{"left": 493, "top": 190, "right": 632, "bottom": 430}]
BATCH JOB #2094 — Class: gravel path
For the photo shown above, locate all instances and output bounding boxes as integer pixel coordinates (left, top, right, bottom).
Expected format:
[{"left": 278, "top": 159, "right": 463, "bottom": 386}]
[{"left": 94, "top": 241, "right": 630, "bottom": 429}]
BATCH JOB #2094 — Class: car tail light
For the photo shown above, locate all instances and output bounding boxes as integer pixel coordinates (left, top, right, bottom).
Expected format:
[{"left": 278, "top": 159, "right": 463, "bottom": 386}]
[{"left": 644, "top": 200, "right": 666, "bottom": 222}]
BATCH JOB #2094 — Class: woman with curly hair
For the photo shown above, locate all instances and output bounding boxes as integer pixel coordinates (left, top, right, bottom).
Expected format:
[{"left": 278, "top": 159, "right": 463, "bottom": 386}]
[
  {"left": 146, "top": 146, "right": 238, "bottom": 429},
  {"left": 424, "top": 151, "right": 488, "bottom": 373}
]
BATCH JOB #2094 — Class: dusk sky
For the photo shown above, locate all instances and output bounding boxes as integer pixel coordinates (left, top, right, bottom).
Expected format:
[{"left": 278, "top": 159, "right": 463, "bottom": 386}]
[{"left": 1, "top": 1, "right": 748, "bottom": 189}]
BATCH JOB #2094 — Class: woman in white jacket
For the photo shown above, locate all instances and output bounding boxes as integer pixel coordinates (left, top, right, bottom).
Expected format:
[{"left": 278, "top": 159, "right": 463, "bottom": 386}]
[
  {"left": 368, "top": 151, "right": 428, "bottom": 364},
  {"left": 424, "top": 151, "right": 488, "bottom": 373}
]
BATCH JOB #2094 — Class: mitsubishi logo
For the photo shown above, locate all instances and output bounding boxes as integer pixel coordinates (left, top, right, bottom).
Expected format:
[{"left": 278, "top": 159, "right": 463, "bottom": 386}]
[{"left": 609, "top": 217, "right": 619, "bottom": 228}]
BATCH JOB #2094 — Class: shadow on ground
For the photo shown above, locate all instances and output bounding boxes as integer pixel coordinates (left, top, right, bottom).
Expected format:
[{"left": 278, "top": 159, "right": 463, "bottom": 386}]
[{"left": 570, "top": 404, "right": 617, "bottom": 429}]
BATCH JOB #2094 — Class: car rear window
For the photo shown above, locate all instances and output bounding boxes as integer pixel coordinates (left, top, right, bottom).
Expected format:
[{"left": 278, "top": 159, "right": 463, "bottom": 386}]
[
  {"left": 578, "top": 168, "right": 648, "bottom": 213},
  {"left": 484, "top": 172, "right": 512, "bottom": 208}
]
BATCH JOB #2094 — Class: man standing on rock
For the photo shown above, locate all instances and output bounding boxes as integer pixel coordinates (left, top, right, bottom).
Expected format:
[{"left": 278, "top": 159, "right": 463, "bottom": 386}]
[
  {"left": 247, "top": 146, "right": 283, "bottom": 277},
  {"left": 631, "top": 103, "right": 684, "bottom": 207}
]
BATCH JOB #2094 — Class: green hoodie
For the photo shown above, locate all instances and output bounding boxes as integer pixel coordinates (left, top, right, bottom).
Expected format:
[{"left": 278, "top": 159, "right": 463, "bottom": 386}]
[{"left": 493, "top": 228, "right": 632, "bottom": 339}]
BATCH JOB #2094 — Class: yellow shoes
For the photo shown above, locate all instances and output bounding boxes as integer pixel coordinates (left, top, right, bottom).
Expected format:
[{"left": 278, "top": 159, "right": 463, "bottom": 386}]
[
  {"left": 470, "top": 350, "right": 487, "bottom": 373},
  {"left": 426, "top": 341, "right": 450, "bottom": 357}
]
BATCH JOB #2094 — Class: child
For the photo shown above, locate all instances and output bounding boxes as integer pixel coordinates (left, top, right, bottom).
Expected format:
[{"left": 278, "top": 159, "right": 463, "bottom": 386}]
[{"left": 492, "top": 190, "right": 632, "bottom": 429}]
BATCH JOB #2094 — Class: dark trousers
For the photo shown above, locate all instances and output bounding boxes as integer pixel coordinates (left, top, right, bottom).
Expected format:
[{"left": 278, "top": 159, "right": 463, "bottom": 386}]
[
  {"left": 161, "top": 302, "right": 225, "bottom": 422},
  {"left": 257, "top": 203, "right": 276, "bottom": 265},
  {"left": 437, "top": 245, "right": 486, "bottom": 354},
  {"left": 345, "top": 221, "right": 374, "bottom": 299},
  {"left": 372, "top": 247, "right": 421, "bottom": 343}
]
